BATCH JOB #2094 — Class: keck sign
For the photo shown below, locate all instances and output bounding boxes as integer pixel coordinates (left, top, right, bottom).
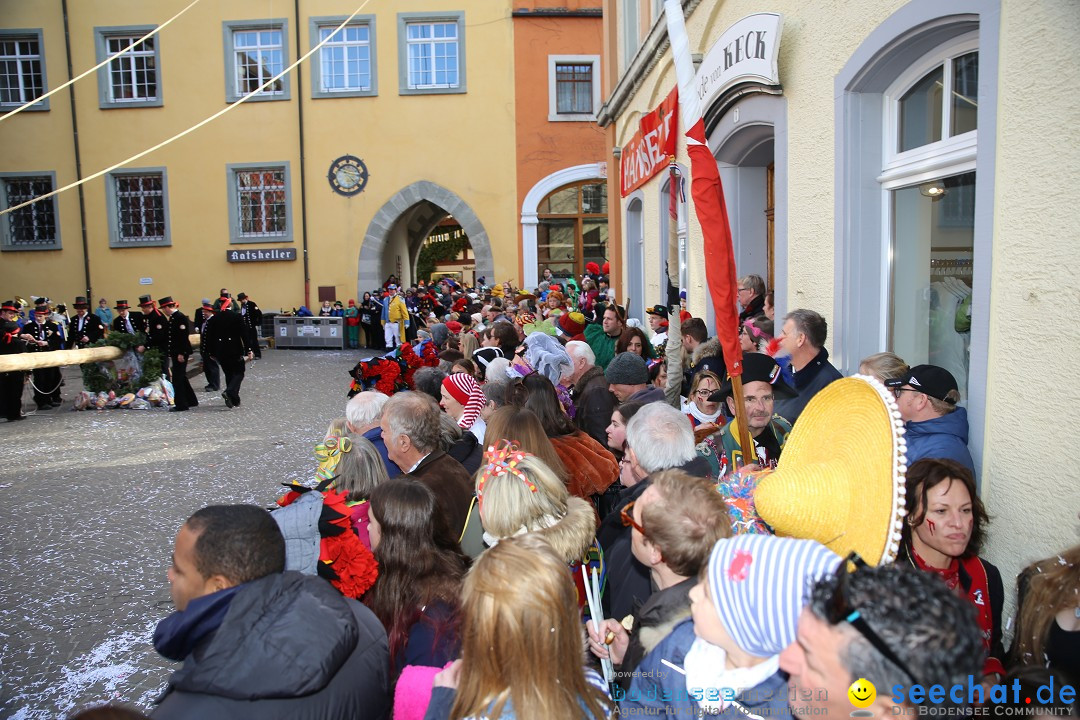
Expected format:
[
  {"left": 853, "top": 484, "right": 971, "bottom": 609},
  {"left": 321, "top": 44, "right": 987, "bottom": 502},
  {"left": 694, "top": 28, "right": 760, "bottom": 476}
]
[{"left": 620, "top": 87, "right": 678, "bottom": 197}]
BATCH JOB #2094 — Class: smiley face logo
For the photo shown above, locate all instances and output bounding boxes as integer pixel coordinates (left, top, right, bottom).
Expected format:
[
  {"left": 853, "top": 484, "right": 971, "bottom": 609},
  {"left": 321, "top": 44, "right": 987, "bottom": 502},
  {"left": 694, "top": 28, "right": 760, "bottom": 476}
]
[{"left": 848, "top": 678, "right": 876, "bottom": 709}]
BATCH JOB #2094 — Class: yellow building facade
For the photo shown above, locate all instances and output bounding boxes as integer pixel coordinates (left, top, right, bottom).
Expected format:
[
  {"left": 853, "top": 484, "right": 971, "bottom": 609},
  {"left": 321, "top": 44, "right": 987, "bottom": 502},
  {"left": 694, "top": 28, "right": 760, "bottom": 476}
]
[
  {"left": 601, "top": 0, "right": 1080, "bottom": 604},
  {"left": 0, "top": 0, "right": 519, "bottom": 312}
]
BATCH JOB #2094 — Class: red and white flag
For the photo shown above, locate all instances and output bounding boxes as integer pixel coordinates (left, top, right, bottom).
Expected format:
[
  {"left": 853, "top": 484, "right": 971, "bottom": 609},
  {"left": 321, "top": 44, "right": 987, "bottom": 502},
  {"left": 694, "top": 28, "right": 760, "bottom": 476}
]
[{"left": 664, "top": 0, "right": 744, "bottom": 377}]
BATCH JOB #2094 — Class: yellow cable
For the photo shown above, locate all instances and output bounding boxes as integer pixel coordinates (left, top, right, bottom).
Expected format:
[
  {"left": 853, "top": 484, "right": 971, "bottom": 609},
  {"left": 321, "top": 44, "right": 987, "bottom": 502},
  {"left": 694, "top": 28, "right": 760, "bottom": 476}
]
[
  {"left": 1, "top": 0, "right": 373, "bottom": 217},
  {"left": 0, "top": 0, "right": 204, "bottom": 123}
]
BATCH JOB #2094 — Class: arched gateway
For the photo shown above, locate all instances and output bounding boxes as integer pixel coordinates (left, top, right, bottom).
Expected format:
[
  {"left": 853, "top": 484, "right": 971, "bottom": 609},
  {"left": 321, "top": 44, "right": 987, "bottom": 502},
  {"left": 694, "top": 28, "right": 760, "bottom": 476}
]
[{"left": 357, "top": 181, "right": 495, "bottom": 293}]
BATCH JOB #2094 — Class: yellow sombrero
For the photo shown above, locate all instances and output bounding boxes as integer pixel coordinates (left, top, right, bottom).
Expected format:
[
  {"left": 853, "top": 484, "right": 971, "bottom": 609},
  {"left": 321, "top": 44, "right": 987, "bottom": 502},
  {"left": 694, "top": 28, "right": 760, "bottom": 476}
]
[{"left": 755, "top": 375, "right": 907, "bottom": 565}]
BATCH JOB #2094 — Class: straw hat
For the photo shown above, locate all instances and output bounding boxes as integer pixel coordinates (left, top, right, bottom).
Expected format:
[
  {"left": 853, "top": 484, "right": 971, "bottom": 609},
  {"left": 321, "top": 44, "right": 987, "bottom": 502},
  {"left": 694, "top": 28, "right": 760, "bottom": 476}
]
[{"left": 754, "top": 375, "right": 907, "bottom": 566}]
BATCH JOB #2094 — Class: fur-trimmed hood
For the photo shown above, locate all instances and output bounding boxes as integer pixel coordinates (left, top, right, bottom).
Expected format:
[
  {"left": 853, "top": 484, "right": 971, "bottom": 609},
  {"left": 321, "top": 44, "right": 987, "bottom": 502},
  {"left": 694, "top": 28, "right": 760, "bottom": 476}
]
[
  {"left": 692, "top": 336, "right": 722, "bottom": 366},
  {"left": 534, "top": 496, "right": 597, "bottom": 564}
]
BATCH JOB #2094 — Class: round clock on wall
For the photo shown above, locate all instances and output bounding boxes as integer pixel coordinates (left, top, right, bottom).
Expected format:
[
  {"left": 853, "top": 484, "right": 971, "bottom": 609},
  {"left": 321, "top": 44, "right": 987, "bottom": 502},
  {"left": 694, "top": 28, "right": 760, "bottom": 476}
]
[{"left": 328, "top": 155, "right": 369, "bottom": 196}]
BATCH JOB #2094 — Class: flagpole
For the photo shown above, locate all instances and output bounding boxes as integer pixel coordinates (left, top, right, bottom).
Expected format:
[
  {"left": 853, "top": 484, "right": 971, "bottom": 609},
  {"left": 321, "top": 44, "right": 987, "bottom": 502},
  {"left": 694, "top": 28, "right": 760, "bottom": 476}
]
[
  {"left": 662, "top": 0, "right": 756, "bottom": 463},
  {"left": 663, "top": 157, "right": 683, "bottom": 408},
  {"left": 730, "top": 374, "right": 758, "bottom": 469}
]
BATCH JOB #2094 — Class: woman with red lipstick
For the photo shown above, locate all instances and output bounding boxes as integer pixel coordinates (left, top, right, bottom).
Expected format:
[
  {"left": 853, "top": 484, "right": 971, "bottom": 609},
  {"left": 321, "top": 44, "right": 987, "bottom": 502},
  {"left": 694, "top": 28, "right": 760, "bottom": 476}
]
[{"left": 900, "top": 458, "right": 1005, "bottom": 681}]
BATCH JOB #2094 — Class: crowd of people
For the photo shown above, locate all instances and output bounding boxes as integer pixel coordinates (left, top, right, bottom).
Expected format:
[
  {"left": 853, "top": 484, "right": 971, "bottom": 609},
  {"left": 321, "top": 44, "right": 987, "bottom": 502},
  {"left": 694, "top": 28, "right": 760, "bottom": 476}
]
[
  {"left": 0, "top": 289, "right": 263, "bottom": 417},
  {"left": 45, "top": 266, "right": 1079, "bottom": 719}
]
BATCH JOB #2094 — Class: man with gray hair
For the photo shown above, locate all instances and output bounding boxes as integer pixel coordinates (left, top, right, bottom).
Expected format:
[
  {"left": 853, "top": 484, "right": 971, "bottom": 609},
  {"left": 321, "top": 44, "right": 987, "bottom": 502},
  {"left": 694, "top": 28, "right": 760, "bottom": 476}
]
[
  {"left": 597, "top": 402, "right": 711, "bottom": 620},
  {"left": 737, "top": 273, "right": 767, "bottom": 325},
  {"left": 379, "top": 391, "right": 473, "bottom": 540},
  {"left": 565, "top": 340, "right": 617, "bottom": 447},
  {"left": 774, "top": 308, "right": 842, "bottom": 425},
  {"left": 345, "top": 391, "right": 399, "bottom": 478}
]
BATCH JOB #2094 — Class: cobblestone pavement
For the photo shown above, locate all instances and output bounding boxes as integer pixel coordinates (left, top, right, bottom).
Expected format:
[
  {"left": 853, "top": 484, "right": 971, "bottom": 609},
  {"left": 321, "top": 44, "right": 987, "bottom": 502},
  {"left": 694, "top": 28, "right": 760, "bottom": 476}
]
[{"left": 0, "top": 348, "right": 381, "bottom": 719}]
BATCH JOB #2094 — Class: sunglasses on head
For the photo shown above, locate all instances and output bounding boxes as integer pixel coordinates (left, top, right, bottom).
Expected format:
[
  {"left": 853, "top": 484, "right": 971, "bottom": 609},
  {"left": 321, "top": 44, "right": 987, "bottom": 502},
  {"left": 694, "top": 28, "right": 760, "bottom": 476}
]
[{"left": 824, "top": 552, "right": 919, "bottom": 687}]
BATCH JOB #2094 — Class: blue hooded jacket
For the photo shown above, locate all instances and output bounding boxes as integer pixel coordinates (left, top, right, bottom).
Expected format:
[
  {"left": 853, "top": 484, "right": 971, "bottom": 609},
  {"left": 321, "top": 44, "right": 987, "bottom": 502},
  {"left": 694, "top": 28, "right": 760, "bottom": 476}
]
[{"left": 905, "top": 406, "right": 975, "bottom": 474}]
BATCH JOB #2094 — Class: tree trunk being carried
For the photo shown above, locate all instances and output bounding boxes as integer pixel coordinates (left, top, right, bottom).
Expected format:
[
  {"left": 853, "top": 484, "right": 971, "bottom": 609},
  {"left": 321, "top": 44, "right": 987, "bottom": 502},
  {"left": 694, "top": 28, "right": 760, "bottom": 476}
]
[{"left": 0, "top": 334, "right": 201, "bottom": 373}]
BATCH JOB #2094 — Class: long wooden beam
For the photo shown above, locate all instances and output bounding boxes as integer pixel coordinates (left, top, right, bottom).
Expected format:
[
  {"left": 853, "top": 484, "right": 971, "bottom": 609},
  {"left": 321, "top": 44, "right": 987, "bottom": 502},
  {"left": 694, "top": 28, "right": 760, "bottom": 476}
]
[{"left": 0, "top": 334, "right": 202, "bottom": 373}]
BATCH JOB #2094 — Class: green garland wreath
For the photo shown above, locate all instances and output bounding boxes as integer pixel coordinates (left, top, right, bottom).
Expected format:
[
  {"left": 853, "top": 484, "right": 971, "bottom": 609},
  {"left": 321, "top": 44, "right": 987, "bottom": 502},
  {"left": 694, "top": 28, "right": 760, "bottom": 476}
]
[{"left": 80, "top": 332, "right": 164, "bottom": 394}]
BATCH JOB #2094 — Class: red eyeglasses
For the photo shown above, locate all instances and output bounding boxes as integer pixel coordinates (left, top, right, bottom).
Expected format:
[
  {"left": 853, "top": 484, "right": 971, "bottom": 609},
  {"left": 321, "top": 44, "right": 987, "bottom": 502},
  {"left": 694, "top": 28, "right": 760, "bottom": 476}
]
[{"left": 620, "top": 500, "right": 647, "bottom": 537}]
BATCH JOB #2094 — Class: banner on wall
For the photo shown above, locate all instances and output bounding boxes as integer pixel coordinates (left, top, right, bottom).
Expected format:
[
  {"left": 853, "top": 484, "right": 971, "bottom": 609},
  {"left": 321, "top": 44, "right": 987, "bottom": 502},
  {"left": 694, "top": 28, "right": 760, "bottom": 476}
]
[{"left": 619, "top": 87, "right": 678, "bottom": 197}]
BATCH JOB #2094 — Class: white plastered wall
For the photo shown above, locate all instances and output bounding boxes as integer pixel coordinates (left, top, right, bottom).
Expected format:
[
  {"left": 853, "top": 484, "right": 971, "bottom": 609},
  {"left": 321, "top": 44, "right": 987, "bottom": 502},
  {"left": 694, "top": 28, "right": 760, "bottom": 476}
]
[{"left": 611, "top": 0, "right": 1080, "bottom": 618}]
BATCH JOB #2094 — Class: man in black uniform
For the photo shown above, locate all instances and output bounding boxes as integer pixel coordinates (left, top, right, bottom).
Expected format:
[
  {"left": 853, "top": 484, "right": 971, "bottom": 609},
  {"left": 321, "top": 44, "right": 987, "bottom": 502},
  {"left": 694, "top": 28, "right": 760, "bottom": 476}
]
[
  {"left": 159, "top": 296, "right": 198, "bottom": 412},
  {"left": 26, "top": 306, "right": 63, "bottom": 408},
  {"left": 69, "top": 296, "right": 105, "bottom": 348},
  {"left": 111, "top": 300, "right": 141, "bottom": 335},
  {"left": 203, "top": 297, "right": 253, "bottom": 409},
  {"left": 0, "top": 301, "right": 29, "bottom": 421},
  {"left": 195, "top": 299, "right": 220, "bottom": 392},
  {"left": 237, "top": 292, "right": 262, "bottom": 359},
  {"left": 138, "top": 295, "right": 166, "bottom": 352}
]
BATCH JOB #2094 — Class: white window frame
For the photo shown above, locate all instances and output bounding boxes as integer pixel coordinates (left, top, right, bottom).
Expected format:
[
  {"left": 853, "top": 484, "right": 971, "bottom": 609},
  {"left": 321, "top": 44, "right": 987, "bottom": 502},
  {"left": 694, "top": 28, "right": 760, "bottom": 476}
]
[
  {"left": 95, "top": 26, "right": 163, "bottom": 108},
  {"left": 0, "top": 29, "right": 49, "bottom": 112},
  {"left": 875, "top": 35, "right": 979, "bottom": 350},
  {"left": 310, "top": 15, "right": 377, "bottom": 99},
  {"left": 106, "top": 168, "right": 170, "bottom": 247},
  {"left": 222, "top": 20, "right": 290, "bottom": 103},
  {"left": 226, "top": 162, "right": 292, "bottom": 244},
  {"left": 548, "top": 55, "right": 600, "bottom": 122},
  {"left": 878, "top": 34, "right": 979, "bottom": 190},
  {"left": 0, "top": 171, "right": 61, "bottom": 251},
  {"left": 396, "top": 12, "right": 466, "bottom": 96}
]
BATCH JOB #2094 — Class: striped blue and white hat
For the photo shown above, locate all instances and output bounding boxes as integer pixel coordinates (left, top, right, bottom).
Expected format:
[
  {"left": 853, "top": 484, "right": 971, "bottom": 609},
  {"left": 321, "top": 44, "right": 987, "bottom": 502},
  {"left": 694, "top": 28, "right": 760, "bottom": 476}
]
[{"left": 707, "top": 534, "right": 842, "bottom": 657}]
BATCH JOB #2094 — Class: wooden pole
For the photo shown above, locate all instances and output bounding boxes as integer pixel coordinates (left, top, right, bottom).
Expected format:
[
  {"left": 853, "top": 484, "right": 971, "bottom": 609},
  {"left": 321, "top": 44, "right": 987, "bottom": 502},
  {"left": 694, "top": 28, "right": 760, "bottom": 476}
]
[
  {"left": 0, "top": 334, "right": 201, "bottom": 373},
  {"left": 729, "top": 373, "right": 760, "bottom": 470},
  {"left": 663, "top": 158, "right": 683, "bottom": 408}
]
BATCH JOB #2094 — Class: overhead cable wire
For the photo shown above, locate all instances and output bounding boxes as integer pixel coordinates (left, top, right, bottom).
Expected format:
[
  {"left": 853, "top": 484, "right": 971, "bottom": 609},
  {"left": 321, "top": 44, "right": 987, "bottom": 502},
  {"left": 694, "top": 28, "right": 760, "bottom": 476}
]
[
  {"left": 0, "top": 0, "right": 204, "bottom": 123},
  {"left": 0, "top": 0, "right": 373, "bottom": 218}
]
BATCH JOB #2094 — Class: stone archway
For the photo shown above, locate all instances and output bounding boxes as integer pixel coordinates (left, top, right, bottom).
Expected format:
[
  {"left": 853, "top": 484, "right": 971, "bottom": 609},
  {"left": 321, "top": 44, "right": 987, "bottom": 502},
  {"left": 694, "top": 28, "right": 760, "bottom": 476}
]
[{"left": 357, "top": 181, "right": 494, "bottom": 292}]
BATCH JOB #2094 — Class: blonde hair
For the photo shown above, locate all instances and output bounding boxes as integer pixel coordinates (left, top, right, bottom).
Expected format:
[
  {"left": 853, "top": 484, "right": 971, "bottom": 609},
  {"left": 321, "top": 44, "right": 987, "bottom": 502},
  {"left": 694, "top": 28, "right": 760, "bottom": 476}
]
[
  {"left": 325, "top": 416, "right": 348, "bottom": 439},
  {"left": 1012, "top": 544, "right": 1080, "bottom": 666},
  {"left": 459, "top": 331, "right": 479, "bottom": 359},
  {"left": 689, "top": 369, "right": 722, "bottom": 398},
  {"left": 451, "top": 533, "right": 610, "bottom": 720},
  {"left": 858, "top": 352, "right": 909, "bottom": 383},
  {"left": 928, "top": 390, "right": 961, "bottom": 415},
  {"left": 477, "top": 452, "right": 569, "bottom": 540},
  {"left": 333, "top": 434, "right": 390, "bottom": 501}
]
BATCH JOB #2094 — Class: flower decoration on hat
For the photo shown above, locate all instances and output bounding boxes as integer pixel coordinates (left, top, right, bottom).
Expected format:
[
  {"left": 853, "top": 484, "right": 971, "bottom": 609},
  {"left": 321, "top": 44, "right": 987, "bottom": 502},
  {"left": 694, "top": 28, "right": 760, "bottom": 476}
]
[
  {"left": 478, "top": 440, "right": 537, "bottom": 499},
  {"left": 314, "top": 435, "right": 353, "bottom": 480},
  {"left": 727, "top": 550, "right": 754, "bottom": 582}
]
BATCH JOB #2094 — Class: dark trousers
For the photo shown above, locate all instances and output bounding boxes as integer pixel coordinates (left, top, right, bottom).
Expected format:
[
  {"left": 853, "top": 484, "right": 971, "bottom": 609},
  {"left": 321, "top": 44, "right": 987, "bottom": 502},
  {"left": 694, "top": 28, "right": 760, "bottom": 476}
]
[
  {"left": 202, "top": 353, "right": 220, "bottom": 390},
  {"left": 31, "top": 367, "right": 62, "bottom": 407},
  {"left": 1, "top": 371, "right": 24, "bottom": 420},
  {"left": 220, "top": 358, "right": 246, "bottom": 406},
  {"left": 362, "top": 322, "right": 380, "bottom": 349},
  {"left": 246, "top": 326, "right": 261, "bottom": 358},
  {"left": 167, "top": 357, "right": 198, "bottom": 410}
]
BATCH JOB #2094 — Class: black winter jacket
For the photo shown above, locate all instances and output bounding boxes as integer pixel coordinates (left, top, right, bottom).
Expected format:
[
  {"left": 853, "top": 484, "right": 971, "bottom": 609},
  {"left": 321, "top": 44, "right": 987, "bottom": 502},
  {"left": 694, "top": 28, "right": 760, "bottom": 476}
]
[{"left": 153, "top": 571, "right": 391, "bottom": 720}]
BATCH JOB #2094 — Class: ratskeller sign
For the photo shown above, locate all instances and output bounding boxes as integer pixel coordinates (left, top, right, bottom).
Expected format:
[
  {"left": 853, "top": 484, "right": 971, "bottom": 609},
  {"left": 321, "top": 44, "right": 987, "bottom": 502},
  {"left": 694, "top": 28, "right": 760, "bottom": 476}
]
[{"left": 226, "top": 248, "right": 297, "bottom": 263}]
